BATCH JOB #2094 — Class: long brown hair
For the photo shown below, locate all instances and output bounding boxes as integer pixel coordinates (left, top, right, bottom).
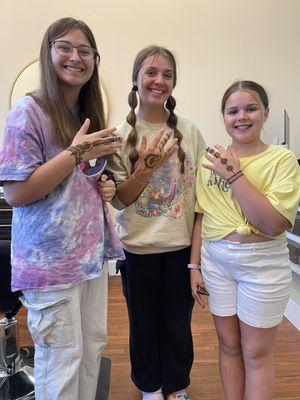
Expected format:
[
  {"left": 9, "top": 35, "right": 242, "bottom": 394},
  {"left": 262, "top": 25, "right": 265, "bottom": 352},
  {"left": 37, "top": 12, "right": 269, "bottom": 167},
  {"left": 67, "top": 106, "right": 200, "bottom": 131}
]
[
  {"left": 29, "top": 17, "right": 105, "bottom": 148},
  {"left": 126, "top": 45, "right": 186, "bottom": 173}
]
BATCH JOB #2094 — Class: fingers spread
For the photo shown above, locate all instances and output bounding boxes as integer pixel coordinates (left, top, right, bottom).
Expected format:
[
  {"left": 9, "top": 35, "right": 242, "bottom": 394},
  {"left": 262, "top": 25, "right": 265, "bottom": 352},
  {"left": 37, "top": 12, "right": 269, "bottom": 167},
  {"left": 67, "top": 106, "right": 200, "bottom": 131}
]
[
  {"left": 214, "top": 144, "right": 226, "bottom": 153},
  {"left": 151, "top": 128, "right": 165, "bottom": 147},
  {"left": 77, "top": 118, "right": 90, "bottom": 136},
  {"left": 139, "top": 136, "right": 147, "bottom": 153},
  {"left": 165, "top": 137, "right": 178, "bottom": 153}
]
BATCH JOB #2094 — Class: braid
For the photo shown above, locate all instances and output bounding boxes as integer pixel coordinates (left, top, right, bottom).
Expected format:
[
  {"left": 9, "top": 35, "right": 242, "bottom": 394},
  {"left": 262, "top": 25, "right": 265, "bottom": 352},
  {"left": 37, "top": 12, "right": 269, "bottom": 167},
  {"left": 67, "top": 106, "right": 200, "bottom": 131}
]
[
  {"left": 126, "top": 86, "right": 139, "bottom": 173},
  {"left": 166, "top": 95, "right": 185, "bottom": 173}
]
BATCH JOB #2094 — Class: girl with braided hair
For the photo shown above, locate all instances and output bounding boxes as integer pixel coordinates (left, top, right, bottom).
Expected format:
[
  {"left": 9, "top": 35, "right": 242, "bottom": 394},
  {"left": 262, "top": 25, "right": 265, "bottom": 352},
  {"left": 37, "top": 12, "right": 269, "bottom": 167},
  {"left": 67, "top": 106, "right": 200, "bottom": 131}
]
[{"left": 107, "top": 45, "right": 206, "bottom": 400}]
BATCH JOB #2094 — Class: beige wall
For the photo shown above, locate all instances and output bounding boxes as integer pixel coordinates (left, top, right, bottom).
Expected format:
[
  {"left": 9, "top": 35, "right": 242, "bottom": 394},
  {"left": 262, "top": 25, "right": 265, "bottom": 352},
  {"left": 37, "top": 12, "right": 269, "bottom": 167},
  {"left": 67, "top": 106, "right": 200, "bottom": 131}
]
[{"left": 1, "top": 0, "right": 300, "bottom": 157}]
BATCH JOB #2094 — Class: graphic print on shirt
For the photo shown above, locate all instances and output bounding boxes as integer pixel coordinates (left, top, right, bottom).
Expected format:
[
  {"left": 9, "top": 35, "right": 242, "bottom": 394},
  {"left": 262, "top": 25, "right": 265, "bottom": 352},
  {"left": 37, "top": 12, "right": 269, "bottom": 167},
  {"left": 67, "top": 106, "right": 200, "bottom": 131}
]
[
  {"left": 207, "top": 171, "right": 231, "bottom": 192},
  {"left": 135, "top": 152, "right": 194, "bottom": 218}
]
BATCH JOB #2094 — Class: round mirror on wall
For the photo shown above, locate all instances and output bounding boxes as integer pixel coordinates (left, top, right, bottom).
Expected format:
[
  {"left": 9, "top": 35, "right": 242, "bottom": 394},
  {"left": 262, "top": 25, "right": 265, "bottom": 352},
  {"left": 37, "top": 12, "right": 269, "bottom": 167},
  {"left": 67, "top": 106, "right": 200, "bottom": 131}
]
[{"left": 9, "top": 59, "right": 110, "bottom": 122}]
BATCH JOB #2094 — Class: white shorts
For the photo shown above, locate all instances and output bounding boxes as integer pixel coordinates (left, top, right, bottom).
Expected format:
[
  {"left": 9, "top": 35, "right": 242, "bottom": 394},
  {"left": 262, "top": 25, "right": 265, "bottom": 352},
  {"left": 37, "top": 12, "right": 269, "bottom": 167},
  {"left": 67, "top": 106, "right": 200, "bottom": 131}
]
[{"left": 201, "top": 239, "right": 292, "bottom": 328}]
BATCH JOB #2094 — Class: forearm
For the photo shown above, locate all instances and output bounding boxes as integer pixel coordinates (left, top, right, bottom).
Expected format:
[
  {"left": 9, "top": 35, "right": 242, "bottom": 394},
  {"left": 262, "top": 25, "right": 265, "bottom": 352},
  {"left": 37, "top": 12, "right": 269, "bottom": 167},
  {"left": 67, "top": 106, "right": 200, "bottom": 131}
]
[
  {"left": 231, "top": 176, "right": 290, "bottom": 236},
  {"left": 4, "top": 150, "right": 76, "bottom": 207},
  {"left": 116, "top": 169, "right": 152, "bottom": 206},
  {"left": 190, "top": 213, "right": 203, "bottom": 264}
]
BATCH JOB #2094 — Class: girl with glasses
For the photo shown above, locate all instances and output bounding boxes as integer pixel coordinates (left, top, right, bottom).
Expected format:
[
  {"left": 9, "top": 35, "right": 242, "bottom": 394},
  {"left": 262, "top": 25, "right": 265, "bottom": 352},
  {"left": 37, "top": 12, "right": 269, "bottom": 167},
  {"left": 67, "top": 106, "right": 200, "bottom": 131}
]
[{"left": 0, "top": 17, "right": 123, "bottom": 400}]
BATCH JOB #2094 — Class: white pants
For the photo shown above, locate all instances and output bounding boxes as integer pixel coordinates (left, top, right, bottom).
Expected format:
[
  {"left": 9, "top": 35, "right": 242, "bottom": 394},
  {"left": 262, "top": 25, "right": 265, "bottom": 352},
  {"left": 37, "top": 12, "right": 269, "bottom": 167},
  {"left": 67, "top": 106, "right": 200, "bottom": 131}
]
[{"left": 21, "top": 265, "right": 108, "bottom": 400}]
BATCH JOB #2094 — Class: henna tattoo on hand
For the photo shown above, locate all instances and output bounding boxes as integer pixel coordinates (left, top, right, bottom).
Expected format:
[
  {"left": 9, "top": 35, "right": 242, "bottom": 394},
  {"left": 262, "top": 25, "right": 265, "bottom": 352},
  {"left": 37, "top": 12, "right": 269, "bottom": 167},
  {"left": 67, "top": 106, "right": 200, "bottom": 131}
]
[
  {"left": 144, "top": 153, "right": 162, "bottom": 169},
  {"left": 93, "top": 136, "right": 121, "bottom": 146},
  {"left": 206, "top": 147, "right": 236, "bottom": 174},
  {"left": 67, "top": 136, "right": 120, "bottom": 165},
  {"left": 67, "top": 142, "right": 93, "bottom": 165}
]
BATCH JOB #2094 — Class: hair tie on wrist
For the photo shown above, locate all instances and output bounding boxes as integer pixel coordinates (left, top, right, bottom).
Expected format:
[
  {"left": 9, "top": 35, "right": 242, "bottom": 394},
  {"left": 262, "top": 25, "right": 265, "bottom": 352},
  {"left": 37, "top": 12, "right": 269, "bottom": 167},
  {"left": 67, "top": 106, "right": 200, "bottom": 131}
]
[
  {"left": 131, "top": 85, "right": 138, "bottom": 92},
  {"left": 188, "top": 263, "right": 201, "bottom": 271}
]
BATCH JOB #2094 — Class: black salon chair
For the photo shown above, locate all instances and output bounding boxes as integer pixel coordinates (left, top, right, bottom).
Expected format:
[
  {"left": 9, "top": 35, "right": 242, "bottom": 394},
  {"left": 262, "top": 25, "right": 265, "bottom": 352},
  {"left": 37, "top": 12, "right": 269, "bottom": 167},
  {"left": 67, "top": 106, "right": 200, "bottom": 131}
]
[{"left": 0, "top": 241, "right": 35, "bottom": 400}]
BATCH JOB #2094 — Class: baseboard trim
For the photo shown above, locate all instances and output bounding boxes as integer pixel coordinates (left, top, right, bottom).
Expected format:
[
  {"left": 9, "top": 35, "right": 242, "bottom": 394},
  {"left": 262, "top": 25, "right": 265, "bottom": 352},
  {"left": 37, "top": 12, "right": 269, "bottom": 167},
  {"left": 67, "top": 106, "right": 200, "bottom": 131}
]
[{"left": 284, "top": 298, "right": 300, "bottom": 330}]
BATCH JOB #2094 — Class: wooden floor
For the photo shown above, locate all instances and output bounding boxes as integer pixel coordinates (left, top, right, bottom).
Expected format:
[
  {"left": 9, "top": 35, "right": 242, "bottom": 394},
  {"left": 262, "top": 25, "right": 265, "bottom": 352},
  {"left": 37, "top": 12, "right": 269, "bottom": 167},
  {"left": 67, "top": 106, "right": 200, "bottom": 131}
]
[{"left": 17, "top": 276, "right": 300, "bottom": 400}]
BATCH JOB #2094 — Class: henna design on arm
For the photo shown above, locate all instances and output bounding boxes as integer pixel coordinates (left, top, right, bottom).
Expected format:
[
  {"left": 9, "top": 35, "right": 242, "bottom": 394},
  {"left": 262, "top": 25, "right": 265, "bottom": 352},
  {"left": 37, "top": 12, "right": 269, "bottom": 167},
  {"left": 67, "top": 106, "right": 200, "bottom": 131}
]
[{"left": 67, "top": 136, "right": 121, "bottom": 165}]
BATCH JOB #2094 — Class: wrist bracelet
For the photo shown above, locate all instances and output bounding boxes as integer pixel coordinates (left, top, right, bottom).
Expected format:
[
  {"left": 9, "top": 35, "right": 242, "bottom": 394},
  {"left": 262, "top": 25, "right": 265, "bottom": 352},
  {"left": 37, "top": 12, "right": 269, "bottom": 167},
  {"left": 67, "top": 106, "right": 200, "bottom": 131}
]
[
  {"left": 226, "top": 170, "right": 243, "bottom": 184},
  {"left": 132, "top": 172, "right": 148, "bottom": 185},
  {"left": 229, "top": 173, "right": 244, "bottom": 185},
  {"left": 227, "top": 171, "right": 244, "bottom": 185},
  {"left": 188, "top": 263, "right": 201, "bottom": 270}
]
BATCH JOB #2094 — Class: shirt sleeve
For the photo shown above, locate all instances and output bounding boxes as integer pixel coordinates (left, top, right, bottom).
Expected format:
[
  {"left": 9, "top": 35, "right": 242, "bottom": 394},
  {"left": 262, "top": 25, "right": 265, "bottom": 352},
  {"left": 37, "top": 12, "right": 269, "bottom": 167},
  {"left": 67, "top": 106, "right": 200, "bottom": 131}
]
[
  {"left": 0, "top": 100, "right": 45, "bottom": 183},
  {"left": 195, "top": 156, "right": 206, "bottom": 213},
  {"left": 105, "top": 122, "right": 132, "bottom": 185},
  {"left": 265, "top": 151, "right": 300, "bottom": 226}
]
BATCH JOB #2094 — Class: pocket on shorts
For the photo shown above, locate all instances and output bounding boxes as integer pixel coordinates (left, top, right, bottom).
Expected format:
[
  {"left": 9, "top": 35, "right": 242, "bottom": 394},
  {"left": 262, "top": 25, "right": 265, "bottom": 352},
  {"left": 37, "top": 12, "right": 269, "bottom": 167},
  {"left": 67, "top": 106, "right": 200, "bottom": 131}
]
[
  {"left": 201, "top": 240, "right": 220, "bottom": 273},
  {"left": 252, "top": 242, "right": 291, "bottom": 285},
  {"left": 21, "top": 292, "right": 75, "bottom": 348}
]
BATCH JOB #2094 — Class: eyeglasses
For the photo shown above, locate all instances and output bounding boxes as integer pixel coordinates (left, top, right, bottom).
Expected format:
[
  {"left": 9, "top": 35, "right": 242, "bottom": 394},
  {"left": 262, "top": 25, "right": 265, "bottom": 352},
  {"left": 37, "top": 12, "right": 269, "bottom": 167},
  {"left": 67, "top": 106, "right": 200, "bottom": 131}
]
[{"left": 51, "top": 40, "right": 99, "bottom": 60}]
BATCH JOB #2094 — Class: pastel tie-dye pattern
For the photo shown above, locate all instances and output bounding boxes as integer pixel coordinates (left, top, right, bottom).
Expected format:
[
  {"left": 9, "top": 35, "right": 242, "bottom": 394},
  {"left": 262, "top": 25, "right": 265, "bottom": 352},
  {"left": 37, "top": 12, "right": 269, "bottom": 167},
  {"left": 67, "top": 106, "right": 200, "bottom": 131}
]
[{"left": 0, "top": 96, "right": 124, "bottom": 292}]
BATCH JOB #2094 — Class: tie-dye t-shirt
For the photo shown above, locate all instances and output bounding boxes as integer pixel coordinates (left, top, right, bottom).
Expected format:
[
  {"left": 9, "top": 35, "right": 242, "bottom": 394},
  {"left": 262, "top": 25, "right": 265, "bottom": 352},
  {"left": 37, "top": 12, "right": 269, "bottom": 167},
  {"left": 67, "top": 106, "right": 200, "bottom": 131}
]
[{"left": 0, "top": 96, "right": 124, "bottom": 292}]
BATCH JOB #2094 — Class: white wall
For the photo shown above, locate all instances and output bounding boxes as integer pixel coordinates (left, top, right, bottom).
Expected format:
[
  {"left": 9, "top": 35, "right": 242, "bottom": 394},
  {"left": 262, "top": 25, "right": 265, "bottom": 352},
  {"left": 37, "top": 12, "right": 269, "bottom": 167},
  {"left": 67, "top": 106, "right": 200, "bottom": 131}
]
[{"left": 1, "top": 0, "right": 300, "bottom": 156}]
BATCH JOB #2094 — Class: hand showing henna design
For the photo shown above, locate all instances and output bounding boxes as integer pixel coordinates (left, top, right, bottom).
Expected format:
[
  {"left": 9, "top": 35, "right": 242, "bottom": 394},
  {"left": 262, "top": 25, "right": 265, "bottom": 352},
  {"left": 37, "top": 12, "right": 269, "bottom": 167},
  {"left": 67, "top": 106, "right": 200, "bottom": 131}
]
[
  {"left": 66, "top": 119, "right": 122, "bottom": 165},
  {"left": 136, "top": 128, "right": 178, "bottom": 176},
  {"left": 202, "top": 145, "right": 241, "bottom": 180}
]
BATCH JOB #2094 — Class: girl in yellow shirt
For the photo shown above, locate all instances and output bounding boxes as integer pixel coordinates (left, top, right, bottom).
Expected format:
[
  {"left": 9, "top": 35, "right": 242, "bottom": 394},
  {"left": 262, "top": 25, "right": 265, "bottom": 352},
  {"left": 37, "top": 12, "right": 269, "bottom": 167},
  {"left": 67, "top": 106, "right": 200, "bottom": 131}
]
[{"left": 190, "top": 80, "right": 300, "bottom": 400}]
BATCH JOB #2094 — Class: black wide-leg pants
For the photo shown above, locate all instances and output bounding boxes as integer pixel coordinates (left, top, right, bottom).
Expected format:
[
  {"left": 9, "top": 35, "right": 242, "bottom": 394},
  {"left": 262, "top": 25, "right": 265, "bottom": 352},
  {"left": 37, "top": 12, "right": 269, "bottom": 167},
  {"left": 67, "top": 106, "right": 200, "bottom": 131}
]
[{"left": 119, "top": 247, "right": 194, "bottom": 395}]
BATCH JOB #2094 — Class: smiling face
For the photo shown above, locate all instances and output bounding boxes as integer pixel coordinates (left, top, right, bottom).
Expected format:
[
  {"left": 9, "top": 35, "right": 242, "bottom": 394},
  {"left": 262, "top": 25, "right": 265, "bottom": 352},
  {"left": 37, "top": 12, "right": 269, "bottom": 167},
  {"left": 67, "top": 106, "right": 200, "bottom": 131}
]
[
  {"left": 223, "top": 90, "right": 269, "bottom": 146},
  {"left": 50, "top": 28, "right": 95, "bottom": 102},
  {"left": 135, "top": 54, "right": 175, "bottom": 111}
]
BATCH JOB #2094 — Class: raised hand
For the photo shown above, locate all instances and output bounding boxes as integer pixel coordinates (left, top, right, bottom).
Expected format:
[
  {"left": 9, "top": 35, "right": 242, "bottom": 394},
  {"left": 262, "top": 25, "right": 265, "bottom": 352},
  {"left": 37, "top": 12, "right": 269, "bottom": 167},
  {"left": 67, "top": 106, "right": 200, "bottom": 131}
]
[
  {"left": 136, "top": 128, "right": 178, "bottom": 174},
  {"left": 202, "top": 145, "right": 241, "bottom": 180},
  {"left": 67, "top": 119, "right": 122, "bottom": 165}
]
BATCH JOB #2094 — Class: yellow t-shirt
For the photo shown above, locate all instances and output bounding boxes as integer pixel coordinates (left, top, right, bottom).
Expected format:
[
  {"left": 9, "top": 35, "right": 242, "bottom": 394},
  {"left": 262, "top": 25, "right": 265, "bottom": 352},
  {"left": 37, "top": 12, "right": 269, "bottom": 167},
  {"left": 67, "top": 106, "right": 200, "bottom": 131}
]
[{"left": 195, "top": 145, "right": 300, "bottom": 241}]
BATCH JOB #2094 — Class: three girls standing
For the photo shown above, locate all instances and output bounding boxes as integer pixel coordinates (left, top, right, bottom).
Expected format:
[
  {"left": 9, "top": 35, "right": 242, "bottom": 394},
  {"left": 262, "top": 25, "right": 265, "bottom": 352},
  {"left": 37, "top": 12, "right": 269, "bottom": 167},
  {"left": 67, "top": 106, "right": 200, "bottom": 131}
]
[{"left": 1, "top": 17, "right": 299, "bottom": 400}]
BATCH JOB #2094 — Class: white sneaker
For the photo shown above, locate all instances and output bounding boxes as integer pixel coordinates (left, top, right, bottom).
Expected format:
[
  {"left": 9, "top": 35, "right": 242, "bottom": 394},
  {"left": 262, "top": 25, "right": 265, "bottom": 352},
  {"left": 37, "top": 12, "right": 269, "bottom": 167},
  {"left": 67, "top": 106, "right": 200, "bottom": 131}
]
[
  {"left": 142, "top": 388, "right": 164, "bottom": 400},
  {"left": 168, "top": 390, "right": 191, "bottom": 400}
]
